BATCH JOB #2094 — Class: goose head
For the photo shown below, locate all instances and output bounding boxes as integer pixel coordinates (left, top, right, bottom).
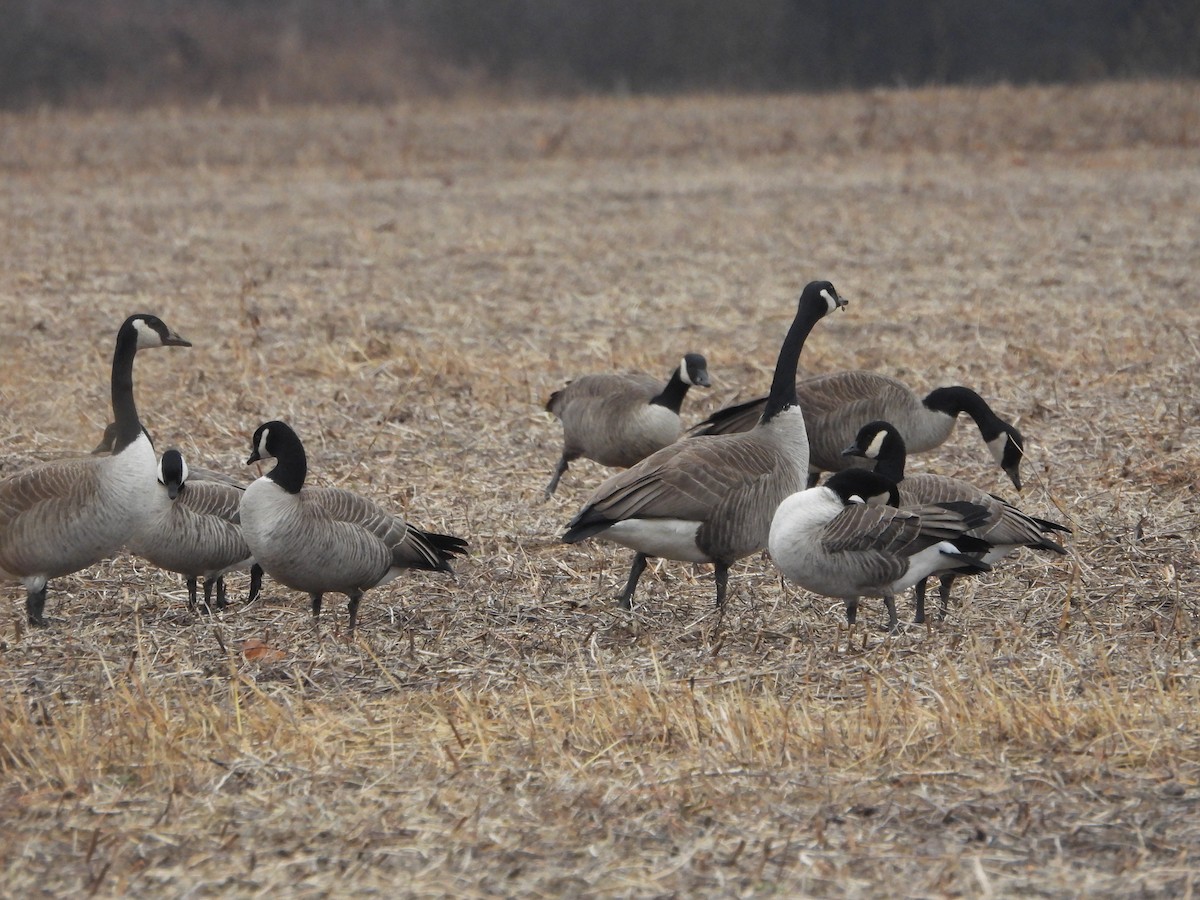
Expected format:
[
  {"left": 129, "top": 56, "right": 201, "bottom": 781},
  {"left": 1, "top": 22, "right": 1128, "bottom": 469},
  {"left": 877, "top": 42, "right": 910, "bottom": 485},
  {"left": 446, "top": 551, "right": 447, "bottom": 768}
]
[
  {"left": 157, "top": 449, "right": 189, "bottom": 500},
  {"left": 680, "top": 353, "right": 712, "bottom": 388}
]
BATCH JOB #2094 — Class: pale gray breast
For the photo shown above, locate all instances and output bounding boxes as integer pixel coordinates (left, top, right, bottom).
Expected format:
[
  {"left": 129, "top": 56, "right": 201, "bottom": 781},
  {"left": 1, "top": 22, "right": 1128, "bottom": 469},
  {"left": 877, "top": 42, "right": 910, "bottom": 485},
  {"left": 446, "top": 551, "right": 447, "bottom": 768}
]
[{"left": 131, "top": 481, "right": 252, "bottom": 577}]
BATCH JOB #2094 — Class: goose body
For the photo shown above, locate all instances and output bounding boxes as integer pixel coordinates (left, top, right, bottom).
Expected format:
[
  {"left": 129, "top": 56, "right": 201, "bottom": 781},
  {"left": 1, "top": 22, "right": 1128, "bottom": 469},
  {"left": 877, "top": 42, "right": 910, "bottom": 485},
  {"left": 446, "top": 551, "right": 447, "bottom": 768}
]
[
  {"left": 544, "top": 353, "right": 710, "bottom": 497},
  {"left": 768, "top": 469, "right": 993, "bottom": 631},
  {"left": 843, "top": 420, "right": 1068, "bottom": 622},
  {"left": 563, "top": 281, "right": 846, "bottom": 610},
  {"left": 129, "top": 450, "right": 260, "bottom": 612},
  {"left": 239, "top": 421, "right": 467, "bottom": 631},
  {"left": 0, "top": 314, "right": 190, "bottom": 625},
  {"left": 691, "top": 371, "right": 1026, "bottom": 490}
]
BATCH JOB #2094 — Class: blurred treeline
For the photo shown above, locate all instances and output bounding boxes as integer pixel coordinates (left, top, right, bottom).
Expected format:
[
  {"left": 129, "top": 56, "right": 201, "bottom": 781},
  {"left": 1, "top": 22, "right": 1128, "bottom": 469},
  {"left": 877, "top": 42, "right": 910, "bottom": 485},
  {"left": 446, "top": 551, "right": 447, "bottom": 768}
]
[{"left": 2, "top": 0, "right": 1196, "bottom": 109}]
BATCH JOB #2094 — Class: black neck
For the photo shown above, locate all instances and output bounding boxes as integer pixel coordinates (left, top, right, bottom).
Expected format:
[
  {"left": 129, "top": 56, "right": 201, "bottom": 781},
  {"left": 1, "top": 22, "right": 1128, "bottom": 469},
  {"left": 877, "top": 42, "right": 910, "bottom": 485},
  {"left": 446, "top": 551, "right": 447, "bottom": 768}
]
[
  {"left": 650, "top": 367, "right": 691, "bottom": 412},
  {"left": 760, "top": 300, "right": 825, "bottom": 424},
  {"left": 924, "top": 387, "right": 1004, "bottom": 440},
  {"left": 109, "top": 323, "right": 142, "bottom": 454},
  {"left": 267, "top": 428, "right": 309, "bottom": 494}
]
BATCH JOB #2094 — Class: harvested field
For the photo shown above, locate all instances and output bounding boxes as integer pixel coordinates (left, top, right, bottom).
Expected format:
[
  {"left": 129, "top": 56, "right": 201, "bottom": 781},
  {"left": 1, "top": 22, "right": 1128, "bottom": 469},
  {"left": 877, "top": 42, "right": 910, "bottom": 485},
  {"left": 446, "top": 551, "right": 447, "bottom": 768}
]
[{"left": 0, "top": 81, "right": 1198, "bottom": 897}]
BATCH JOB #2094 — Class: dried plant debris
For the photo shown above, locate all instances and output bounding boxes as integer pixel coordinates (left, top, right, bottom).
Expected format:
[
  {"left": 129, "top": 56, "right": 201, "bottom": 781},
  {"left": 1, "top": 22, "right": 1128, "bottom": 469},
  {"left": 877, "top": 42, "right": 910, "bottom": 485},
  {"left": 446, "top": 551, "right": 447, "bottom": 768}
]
[{"left": 0, "top": 83, "right": 1198, "bottom": 897}]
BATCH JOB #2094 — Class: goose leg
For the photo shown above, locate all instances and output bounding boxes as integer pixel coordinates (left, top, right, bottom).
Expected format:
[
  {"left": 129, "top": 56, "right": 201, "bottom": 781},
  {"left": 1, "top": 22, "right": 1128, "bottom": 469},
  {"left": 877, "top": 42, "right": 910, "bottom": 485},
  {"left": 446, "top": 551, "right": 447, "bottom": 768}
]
[
  {"left": 248, "top": 564, "right": 264, "bottom": 603},
  {"left": 186, "top": 576, "right": 199, "bottom": 612},
  {"left": 346, "top": 591, "right": 363, "bottom": 633},
  {"left": 310, "top": 592, "right": 323, "bottom": 622},
  {"left": 844, "top": 597, "right": 858, "bottom": 626},
  {"left": 713, "top": 563, "right": 730, "bottom": 608},
  {"left": 617, "top": 553, "right": 649, "bottom": 610},
  {"left": 201, "top": 577, "right": 217, "bottom": 614},
  {"left": 544, "top": 456, "right": 570, "bottom": 499},
  {"left": 883, "top": 592, "right": 899, "bottom": 633},
  {"left": 26, "top": 585, "right": 48, "bottom": 627},
  {"left": 913, "top": 578, "right": 929, "bottom": 624},
  {"left": 937, "top": 575, "right": 957, "bottom": 621},
  {"left": 215, "top": 577, "right": 228, "bottom": 610}
]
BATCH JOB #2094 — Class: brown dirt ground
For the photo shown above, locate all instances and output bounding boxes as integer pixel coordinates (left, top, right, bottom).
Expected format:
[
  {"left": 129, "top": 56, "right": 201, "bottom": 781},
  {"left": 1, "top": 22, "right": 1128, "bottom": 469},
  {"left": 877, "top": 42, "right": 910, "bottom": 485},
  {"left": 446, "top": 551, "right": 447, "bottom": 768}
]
[{"left": 0, "top": 81, "right": 1198, "bottom": 897}]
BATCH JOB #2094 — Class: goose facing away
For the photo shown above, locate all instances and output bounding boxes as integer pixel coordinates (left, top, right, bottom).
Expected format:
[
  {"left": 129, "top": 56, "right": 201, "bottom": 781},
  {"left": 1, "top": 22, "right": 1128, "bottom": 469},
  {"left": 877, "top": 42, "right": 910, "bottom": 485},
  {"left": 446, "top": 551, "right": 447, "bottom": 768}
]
[
  {"left": 128, "top": 449, "right": 261, "bottom": 613},
  {"left": 239, "top": 421, "right": 468, "bottom": 632},
  {"left": 842, "top": 420, "right": 1068, "bottom": 623},
  {"left": 562, "top": 281, "right": 846, "bottom": 610},
  {"left": 768, "top": 469, "right": 994, "bottom": 631},
  {"left": 544, "top": 352, "right": 711, "bottom": 498},
  {"left": 0, "top": 314, "right": 190, "bottom": 626},
  {"left": 690, "top": 371, "right": 1026, "bottom": 491}
]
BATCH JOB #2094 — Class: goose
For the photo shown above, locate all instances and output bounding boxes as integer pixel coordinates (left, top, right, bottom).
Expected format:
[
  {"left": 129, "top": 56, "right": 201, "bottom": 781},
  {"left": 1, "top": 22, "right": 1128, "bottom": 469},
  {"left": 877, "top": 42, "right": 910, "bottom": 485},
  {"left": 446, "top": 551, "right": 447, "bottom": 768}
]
[
  {"left": 544, "top": 352, "right": 711, "bottom": 498},
  {"left": 0, "top": 314, "right": 191, "bottom": 626},
  {"left": 690, "top": 371, "right": 1026, "bottom": 490},
  {"left": 129, "top": 449, "right": 261, "bottom": 612},
  {"left": 239, "top": 420, "right": 468, "bottom": 632},
  {"left": 842, "top": 420, "right": 1068, "bottom": 623},
  {"left": 768, "top": 469, "right": 994, "bottom": 631},
  {"left": 562, "top": 281, "right": 846, "bottom": 610},
  {"left": 98, "top": 424, "right": 265, "bottom": 607}
]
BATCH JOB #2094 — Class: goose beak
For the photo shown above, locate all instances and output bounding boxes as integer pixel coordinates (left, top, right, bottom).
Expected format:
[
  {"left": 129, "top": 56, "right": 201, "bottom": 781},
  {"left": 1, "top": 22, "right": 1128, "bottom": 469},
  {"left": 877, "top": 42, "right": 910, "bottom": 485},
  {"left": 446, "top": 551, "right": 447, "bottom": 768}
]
[
  {"left": 164, "top": 330, "right": 192, "bottom": 348},
  {"left": 1005, "top": 465, "right": 1023, "bottom": 492},
  {"left": 696, "top": 372, "right": 712, "bottom": 388},
  {"left": 246, "top": 449, "right": 262, "bottom": 465},
  {"left": 841, "top": 442, "right": 864, "bottom": 458},
  {"left": 166, "top": 482, "right": 181, "bottom": 500}
]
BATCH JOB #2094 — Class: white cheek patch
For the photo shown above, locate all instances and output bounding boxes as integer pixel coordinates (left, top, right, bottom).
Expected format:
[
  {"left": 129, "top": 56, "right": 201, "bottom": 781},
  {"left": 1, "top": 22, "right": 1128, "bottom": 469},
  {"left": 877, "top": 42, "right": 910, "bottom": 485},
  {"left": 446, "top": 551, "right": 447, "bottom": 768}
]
[
  {"left": 986, "top": 433, "right": 1008, "bottom": 465},
  {"left": 258, "top": 428, "right": 272, "bottom": 460},
  {"left": 864, "top": 430, "right": 888, "bottom": 459},
  {"left": 178, "top": 455, "right": 190, "bottom": 485},
  {"left": 820, "top": 288, "right": 837, "bottom": 311},
  {"left": 679, "top": 357, "right": 693, "bottom": 386},
  {"left": 132, "top": 317, "right": 152, "bottom": 347}
]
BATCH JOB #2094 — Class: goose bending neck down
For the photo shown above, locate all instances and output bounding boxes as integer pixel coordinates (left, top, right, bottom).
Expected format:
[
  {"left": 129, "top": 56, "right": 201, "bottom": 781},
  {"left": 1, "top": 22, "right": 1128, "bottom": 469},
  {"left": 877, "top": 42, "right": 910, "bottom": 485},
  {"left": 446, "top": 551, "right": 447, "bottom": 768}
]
[
  {"left": 562, "top": 281, "right": 846, "bottom": 610},
  {"left": 768, "top": 468, "right": 994, "bottom": 632},
  {"left": 842, "top": 420, "right": 1068, "bottom": 623},
  {"left": 239, "top": 421, "right": 468, "bottom": 632},
  {"left": 690, "top": 372, "right": 1027, "bottom": 491},
  {"left": 0, "top": 314, "right": 190, "bottom": 626}
]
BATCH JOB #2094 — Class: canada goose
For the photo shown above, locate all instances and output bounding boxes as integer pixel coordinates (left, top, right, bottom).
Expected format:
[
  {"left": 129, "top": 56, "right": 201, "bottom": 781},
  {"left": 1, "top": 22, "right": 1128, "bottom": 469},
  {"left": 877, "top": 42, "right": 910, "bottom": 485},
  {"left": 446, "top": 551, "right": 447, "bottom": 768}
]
[
  {"left": 690, "top": 372, "right": 1026, "bottom": 491},
  {"left": 544, "top": 353, "right": 711, "bottom": 498},
  {"left": 562, "top": 281, "right": 846, "bottom": 610},
  {"left": 129, "top": 449, "right": 260, "bottom": 612},
  {"left": 768, "top": 469, "right": 994, "bottom": 631},
  {"left": 239, "top": 421, "right": 468, "bottom": 631},
  {"left": 842, "top": 420, "right": 1068, "bottom": 623},
  {"left": 0, "top": 314, "right": 191, "bottom": 626}
]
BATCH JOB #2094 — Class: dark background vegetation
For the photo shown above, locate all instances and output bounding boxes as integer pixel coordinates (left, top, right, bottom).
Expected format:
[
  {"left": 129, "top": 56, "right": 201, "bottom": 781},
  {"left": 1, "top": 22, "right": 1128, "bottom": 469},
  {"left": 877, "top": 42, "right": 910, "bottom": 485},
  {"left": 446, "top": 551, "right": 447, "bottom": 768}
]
[{"left": 1, "top": 0, "right": 1197, "bottom": 110}]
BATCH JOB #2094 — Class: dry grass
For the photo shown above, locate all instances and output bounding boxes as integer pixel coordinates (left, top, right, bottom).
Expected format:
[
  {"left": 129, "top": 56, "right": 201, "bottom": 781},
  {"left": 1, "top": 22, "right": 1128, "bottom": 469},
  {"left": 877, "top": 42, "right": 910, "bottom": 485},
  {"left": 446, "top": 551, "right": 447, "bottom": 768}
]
[{"left": 0, "top": 81, "right": 1198, "bottom": 897}]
